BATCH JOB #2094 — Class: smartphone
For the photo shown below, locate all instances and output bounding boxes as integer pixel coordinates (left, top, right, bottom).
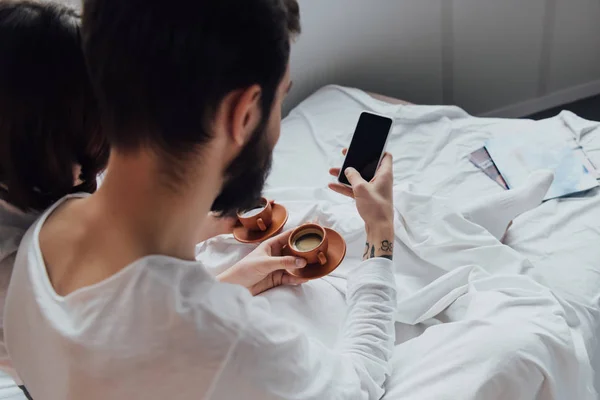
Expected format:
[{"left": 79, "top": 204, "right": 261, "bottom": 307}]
[{"left": 338, "top": 111, "right": 393, "bottom": 186}]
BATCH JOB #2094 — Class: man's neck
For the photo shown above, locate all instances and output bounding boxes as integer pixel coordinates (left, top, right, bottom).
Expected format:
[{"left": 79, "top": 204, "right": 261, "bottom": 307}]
[
  {"left": 40, "top": 150, "right": 222, "bottom": 297},
  {"left": 89, "top": 151, "right": 219, "bottom": 261}
]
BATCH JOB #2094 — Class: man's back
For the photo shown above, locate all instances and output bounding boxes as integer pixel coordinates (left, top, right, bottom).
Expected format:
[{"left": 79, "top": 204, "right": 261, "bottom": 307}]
[
  {"left": 6, "top": 196, "right": 246, "bottom": 399},
  {"left": 7, "top": 193, "right": 398, "bottom": 400}
]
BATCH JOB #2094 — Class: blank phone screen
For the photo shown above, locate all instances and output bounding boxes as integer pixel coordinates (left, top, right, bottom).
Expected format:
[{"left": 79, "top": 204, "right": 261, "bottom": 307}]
[{"left": 338, "top": 112, "right": 393, "bottom": 185}]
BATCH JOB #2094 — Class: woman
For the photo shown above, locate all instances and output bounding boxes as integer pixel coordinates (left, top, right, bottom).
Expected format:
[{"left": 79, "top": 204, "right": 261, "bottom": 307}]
[{"left": 0, "top": 1, "right": 109, "bottom": 397}]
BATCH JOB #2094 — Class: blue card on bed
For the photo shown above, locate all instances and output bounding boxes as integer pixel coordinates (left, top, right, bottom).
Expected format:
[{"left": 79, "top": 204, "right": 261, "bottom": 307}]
[{"left": 485, "top": 135, "right": 599, "bottom": 201}]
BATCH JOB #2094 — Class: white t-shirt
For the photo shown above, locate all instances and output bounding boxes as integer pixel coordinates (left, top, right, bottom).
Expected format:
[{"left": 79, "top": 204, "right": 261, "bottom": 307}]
[{"left": 5, "top": 195, "right": 398, "bottom": 400}]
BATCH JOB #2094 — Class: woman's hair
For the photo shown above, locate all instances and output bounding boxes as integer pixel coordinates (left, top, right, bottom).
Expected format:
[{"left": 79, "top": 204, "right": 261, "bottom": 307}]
[{"left": 0, "top": 1, "right": 109, "bottom": 212}]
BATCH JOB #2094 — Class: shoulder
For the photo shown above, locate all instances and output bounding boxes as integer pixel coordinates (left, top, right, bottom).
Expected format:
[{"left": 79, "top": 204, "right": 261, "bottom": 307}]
[
  {"left": 140, "top": 258, "right": 298, "bottom": 352},
  {"left": 141, "top": 257, "right": 270, "bottom": 334}
]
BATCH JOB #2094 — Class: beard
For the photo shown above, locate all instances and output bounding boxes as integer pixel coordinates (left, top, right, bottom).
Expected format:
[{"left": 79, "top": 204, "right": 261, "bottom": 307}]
[{"left": 210, "top": 120, "right": 273, "bottom": 217}]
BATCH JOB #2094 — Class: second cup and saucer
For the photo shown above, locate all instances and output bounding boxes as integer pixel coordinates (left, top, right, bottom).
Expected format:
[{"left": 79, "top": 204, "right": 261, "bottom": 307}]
[
  {"left": 283, "top": 223, "right": 347, "bottom": 280},
  {"left": 233, "top": 197, "right": 289, "bottom": 244}
]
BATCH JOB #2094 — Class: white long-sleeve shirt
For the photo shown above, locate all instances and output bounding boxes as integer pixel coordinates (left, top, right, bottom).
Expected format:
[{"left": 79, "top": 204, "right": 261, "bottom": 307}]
[{"left": 5, "top": 195, "right": 398, "bottom": 400}]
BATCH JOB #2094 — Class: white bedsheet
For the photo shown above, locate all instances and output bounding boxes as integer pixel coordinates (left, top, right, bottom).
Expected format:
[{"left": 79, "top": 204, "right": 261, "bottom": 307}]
[{"left": 196, "top": 85, "right": 600, "bottom": 399}]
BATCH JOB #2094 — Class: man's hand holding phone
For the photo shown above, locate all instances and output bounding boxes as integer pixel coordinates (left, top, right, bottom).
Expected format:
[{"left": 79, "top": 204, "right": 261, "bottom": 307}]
[{"left": 329, "top": 152, "right": 395, "bottom": 261}]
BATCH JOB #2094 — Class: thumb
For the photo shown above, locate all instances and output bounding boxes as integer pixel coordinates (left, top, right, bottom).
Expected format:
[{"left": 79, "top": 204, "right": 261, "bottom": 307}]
[
  {"left": 265, "top": 256, "right": 307, "bottom": 272},
  {"left": 344, "top": 167, "right": 367, "bottom": 188}
]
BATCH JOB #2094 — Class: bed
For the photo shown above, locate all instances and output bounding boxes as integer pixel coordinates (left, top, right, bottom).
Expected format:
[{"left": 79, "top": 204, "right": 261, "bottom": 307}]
[{"left": 196, "top": 85, "right": 600, "bottom": 399}]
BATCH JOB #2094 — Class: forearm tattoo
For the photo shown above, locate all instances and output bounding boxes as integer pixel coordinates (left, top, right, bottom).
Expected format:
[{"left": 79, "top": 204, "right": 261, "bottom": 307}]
[
  {"left": 363, "top": 240, "right": 394, "bottom": 261},
  {"left": 381, "top": 240, "right": 393, "bottom": 252}
]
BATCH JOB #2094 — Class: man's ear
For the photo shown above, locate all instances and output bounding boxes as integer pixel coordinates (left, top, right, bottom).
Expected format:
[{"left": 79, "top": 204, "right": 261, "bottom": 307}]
[{"left": 216, "top": 85, "right": 262, "bottom": 148}]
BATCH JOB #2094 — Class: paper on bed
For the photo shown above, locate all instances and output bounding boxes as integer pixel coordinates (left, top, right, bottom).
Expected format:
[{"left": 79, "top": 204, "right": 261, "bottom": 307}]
[
  {"left": 468, "top": 147, "right": 509, "bottom": 189},
  {"left": 574, "top": 146, "right": 600, "bottom": 179},
  {"left": 485, "top": 134, "right": 599, "bottom": 200}
]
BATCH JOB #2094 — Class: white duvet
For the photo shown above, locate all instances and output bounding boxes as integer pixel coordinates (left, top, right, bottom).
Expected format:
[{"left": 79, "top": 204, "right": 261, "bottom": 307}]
[{"left": 196, "top": 86, "right": 600, "bottom": 399}]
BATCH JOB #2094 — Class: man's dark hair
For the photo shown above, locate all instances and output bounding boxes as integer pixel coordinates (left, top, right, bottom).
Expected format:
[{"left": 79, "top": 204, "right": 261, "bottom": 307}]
[
  {"left": 0, "top": 1, "right": 109, "bottom": 212},
  {"left": 82, "top": 0, "right": 300, "bottom": 164}
]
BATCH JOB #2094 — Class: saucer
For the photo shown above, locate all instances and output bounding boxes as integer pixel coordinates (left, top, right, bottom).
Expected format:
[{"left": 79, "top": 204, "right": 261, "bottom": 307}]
[
  {"left": 284, "top": 228, "right": 346, "bottom": 280},
  {"left": 233, "top": 203, "right": 289, "bottom": 244}
]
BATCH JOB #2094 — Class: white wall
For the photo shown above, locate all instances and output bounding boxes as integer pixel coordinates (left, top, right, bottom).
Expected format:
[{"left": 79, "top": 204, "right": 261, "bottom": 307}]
[
  {"left": 55, "top": 0, "right": 600, "bottom": 118},
  {"left": 288, "top": 0, "right": 600, "bottom": 118}
]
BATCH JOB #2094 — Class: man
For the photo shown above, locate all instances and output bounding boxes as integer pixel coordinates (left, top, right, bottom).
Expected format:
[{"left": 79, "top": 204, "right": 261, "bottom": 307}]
[{"left": 5, "top": 1, "right": 398, "bottom": 399}]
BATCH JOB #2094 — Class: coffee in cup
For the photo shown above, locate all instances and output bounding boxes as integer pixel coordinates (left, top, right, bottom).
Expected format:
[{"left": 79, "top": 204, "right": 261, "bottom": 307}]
[
  {"left": 292, "top": 233, "right": 323, "bottom": 252},
  {"left": 288, "top": 224, "right": 328, "bottom": 265},
  {"left": 237, "top": 197, "right": 273, "bottom": 232}
]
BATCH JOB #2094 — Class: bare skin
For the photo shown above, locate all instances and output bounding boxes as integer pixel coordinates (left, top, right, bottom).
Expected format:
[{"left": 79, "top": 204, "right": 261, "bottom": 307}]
[
  {"left": 41, "top": 67, "right": 296, "bottom": 297},
  {"left": 197, "top": 213, "right": 238, "bottom": 243}
]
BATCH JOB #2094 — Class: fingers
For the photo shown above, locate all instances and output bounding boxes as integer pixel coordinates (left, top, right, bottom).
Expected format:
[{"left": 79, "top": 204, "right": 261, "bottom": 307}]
[
  {"left": 379, "top": 152, "right": 393, "bottom": 170},
  {"left": 261, "top": 229, "right": 294, "bottom": 254},
  {"left": 265, "top": 271, "right": 310, "bottom": 293},
  {"left": 251, "top": 271, "right": 309, "bottom": 295},
  {"left": 344, "top": 167, "right": 367, "bottom": 191},
  {"left": 281, "top": 274, "right": 309, "bottom": 286},
  {"left": 258, "top": 254, "right": 307, "bottom": 275},
  {"left": 328, "top": 183, "right": 354, "bottom": 198},
  {"left": 265, "top": 256, "right": 306, "bottom": 273},
  {"left": 375, "top": 152, "right": 393, "bottom": 180},
  {"left": 278, "top": 256, "right": 307, "bottom": 270},
  {"left": 330, "top": 148, "right": 347, "bottom": 177}
]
